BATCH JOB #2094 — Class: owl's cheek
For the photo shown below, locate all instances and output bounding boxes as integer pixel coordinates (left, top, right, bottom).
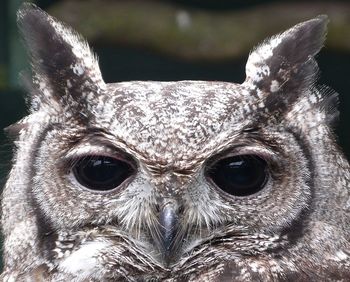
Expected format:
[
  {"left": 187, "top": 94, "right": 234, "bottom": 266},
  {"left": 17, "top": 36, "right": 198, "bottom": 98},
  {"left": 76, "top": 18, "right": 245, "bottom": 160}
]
[{"left": 57, "top": 241, "right": 108, "bottom": 279}]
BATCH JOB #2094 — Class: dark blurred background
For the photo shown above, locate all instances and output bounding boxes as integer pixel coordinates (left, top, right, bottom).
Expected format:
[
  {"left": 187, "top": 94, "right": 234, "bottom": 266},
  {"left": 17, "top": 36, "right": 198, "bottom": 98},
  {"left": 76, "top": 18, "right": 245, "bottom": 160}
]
[{"left": 0, "top": 0, "right": 349, "bottom": 200}]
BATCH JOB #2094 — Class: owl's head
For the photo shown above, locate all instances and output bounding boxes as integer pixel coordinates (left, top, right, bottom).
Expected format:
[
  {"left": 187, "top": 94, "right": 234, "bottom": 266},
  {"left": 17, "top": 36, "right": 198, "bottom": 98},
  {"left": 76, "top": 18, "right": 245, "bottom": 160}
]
[{"left": 2, "top": 3, "right": 349, "bottom": 280}]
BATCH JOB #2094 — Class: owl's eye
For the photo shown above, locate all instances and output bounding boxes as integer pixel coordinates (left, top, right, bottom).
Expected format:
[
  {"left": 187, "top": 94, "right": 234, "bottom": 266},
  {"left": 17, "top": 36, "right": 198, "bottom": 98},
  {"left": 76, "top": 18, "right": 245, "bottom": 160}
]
[
  {"left": 72, "top": 156, "right": 134, "bottom": 191},
  {"left": 207, "top": 155, "right": 268, "bottom": 196}
]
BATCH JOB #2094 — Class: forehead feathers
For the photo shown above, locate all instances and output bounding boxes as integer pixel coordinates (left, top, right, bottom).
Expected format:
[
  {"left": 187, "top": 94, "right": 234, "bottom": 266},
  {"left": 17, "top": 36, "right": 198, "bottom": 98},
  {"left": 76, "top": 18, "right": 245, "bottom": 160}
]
[{"left": 97, "top": 81, "right": 250, "bottom": 163}]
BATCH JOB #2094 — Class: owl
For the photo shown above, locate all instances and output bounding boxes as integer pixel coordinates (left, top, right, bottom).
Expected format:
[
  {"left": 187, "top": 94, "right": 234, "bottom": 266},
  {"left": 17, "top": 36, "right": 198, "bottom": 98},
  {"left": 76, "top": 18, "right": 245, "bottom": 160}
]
[{"left": 1, "top": 2, "right": 350, "bottom": 281}]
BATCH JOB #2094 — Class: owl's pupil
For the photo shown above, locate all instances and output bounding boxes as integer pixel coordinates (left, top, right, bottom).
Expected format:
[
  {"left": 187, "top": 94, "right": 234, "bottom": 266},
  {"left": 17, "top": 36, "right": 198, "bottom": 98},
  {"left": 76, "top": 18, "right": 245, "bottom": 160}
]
[
  {"left": 73, "top": 156, "right": 134, "bottom": 191},
  {"left": 207, "top": 155, "right": 267, "bottom": 196}
]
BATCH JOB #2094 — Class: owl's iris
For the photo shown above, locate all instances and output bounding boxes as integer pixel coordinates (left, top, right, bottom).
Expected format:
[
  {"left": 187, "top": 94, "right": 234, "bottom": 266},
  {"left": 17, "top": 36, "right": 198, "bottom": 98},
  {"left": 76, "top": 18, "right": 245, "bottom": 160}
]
[
  {"left": 73, "top": 156, "right": 134, "bottom": 191},
  {"left": 207, "top": 155, "right": 268, "bottom": 196}
]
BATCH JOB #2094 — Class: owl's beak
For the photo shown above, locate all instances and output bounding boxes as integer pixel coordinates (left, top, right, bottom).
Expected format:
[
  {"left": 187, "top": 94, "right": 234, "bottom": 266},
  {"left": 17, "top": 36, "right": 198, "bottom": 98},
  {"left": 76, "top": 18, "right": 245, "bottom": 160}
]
[{"left": 159, "top": 199, "right": 179, "bottom": 262}]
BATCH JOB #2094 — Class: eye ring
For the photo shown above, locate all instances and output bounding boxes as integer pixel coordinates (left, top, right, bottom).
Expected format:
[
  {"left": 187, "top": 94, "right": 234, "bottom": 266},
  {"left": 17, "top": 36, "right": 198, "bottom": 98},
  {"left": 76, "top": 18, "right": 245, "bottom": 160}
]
[
  {"left": 205, "top": 154, "right": 269, "bottom": 197},
  {"left": 71, "top": 155, "right": 135, "bottom": 192}
]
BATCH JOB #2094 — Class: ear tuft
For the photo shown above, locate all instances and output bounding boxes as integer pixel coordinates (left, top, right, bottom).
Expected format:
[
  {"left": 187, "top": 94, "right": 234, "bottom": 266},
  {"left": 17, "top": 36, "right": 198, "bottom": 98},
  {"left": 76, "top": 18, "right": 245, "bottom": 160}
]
[
  {"left": 17, "top": 3, "right": 105, "bottom": 110},
  {"left": 244, "top": 16, "right": 328, "bottom": 99}
]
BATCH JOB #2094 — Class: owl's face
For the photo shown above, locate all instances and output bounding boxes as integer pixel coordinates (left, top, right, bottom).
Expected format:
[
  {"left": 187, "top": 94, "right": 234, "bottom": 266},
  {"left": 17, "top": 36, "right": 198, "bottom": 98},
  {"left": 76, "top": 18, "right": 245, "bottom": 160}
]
[
  {"left": 36, "top": 80, "right": 309, "bottom": 267},
  {"left": 2, "top": 4, "right": 350, "bottom": 281}
]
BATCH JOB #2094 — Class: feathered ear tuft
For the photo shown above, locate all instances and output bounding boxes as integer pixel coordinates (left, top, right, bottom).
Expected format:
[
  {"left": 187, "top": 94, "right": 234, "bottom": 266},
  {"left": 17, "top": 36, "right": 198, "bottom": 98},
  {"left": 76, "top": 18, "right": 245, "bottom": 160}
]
[
  {"left": 17, "top": 3, "right": 105, "bottom": 111},
  {"left": 243, "top": 16, "right": 328, "bottom": 108}
]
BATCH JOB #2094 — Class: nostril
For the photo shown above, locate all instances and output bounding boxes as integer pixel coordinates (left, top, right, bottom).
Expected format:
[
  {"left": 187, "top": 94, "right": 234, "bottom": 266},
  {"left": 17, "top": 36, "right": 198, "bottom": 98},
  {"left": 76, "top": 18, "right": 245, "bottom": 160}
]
[
  {"left": 155, "top": 203, "right": 160, "bottom": 212},
  {"left": 178, "top": 205, "right": 184, "bottom": 214}
]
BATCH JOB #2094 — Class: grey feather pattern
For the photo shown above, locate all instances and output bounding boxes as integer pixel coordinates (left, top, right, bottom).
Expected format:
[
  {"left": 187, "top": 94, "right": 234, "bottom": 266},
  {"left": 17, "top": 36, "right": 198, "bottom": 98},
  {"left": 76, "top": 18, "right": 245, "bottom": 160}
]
[{"left": 1, "top": 3, "right": 349, "bottom": 281}]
